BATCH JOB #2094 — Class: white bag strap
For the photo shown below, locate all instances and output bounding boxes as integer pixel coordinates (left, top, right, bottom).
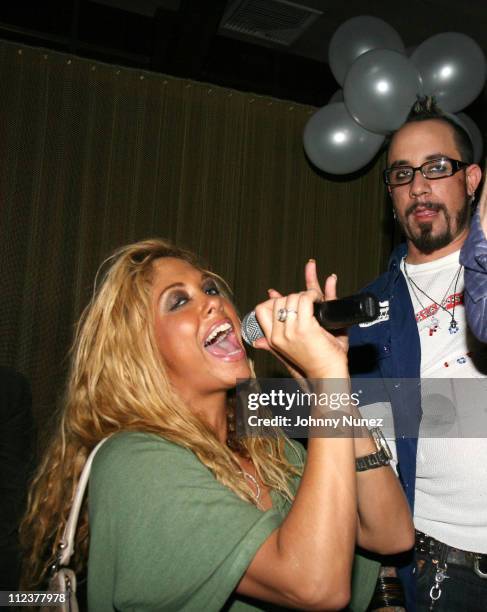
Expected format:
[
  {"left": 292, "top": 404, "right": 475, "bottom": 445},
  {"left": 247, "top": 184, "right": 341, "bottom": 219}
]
[{"left": 57, "top": 437, "right": 110, "bottom": 567}]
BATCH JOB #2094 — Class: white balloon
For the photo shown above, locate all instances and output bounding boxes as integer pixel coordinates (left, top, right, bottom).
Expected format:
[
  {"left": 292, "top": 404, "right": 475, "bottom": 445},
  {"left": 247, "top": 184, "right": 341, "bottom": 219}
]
[
  {"left": 303, "top": 103, "right": 384, "bottom": 175},
  {"left": 411, "top": 33, "right": 487, "bottom": 112},
  {"left": 329, "top": 16, "right": 405, "bottom": 86},
  {"left": 344, "top": 50, "right": 422, "bottom": 134}
]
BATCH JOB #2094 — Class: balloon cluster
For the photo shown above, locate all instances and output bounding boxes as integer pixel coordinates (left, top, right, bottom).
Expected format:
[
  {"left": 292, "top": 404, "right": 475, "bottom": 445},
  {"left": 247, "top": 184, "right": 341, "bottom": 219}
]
[{"left": 304, "top": 16, "right": 487, "bottom": 175}]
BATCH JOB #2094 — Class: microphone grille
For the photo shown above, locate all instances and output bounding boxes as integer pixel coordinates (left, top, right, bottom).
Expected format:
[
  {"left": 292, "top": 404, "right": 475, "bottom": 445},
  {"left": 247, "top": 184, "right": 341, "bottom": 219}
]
[{"left": 241, "top": 311, "right": 263, "bottom": 346}]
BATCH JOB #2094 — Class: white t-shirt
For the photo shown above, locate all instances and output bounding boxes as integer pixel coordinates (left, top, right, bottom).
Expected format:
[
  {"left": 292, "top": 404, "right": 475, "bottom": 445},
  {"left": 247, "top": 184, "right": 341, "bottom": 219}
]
[{"left": 401, "top": 251, "right": 487, "bottom": 552}]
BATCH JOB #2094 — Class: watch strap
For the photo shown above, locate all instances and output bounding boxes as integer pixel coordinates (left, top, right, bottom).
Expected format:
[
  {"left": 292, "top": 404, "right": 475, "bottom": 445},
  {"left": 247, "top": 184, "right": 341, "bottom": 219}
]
[{"left": 355, "top": 447, "right": 390, "bottom": 472}]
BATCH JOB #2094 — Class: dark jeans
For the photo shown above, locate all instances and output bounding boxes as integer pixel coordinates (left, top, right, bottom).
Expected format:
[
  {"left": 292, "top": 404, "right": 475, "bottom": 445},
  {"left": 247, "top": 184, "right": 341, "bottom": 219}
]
[{"left": 416, "top": 553, "right": 487, "bottom": 611}]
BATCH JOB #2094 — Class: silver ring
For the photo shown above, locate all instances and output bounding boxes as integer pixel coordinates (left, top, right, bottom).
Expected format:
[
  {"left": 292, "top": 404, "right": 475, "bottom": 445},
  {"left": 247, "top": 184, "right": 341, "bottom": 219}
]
[
  {"left": 277, "top": 308, "right": 298, "bottom": 322},
  {"left": 277, "top": 308, "right": 288, "bottom": 322}
]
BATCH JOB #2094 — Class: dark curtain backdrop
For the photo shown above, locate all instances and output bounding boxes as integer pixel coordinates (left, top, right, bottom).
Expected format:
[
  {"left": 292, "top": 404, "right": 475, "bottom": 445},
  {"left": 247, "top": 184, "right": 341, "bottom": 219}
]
[{"left": 0, "top": 40, "right": 392, "bottom": 429}]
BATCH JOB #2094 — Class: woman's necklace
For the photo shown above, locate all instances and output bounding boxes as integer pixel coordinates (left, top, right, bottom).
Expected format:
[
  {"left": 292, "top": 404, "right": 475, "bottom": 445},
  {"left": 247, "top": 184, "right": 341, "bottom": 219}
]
[
  {"left": 241, "top": 469, "right": 261, "bottom": 503},
  {"left": 403, "top": 259, "right": 462, "bottom": 336},
  {"left": 227, "top": 404, "right": 262, "bottom": 505}
]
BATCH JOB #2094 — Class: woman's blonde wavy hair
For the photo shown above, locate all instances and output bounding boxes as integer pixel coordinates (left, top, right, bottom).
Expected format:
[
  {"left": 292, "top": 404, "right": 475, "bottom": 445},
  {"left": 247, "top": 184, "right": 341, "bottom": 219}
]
[{"left": 20, "top": 238, "right": 302, "bottom": 588}]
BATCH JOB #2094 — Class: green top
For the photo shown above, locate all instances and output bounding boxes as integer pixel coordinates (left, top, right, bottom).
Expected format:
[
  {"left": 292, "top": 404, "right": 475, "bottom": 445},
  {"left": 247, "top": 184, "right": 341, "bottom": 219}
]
[{"left": 88, "top": 432, "right": 378, "bottom": 611}]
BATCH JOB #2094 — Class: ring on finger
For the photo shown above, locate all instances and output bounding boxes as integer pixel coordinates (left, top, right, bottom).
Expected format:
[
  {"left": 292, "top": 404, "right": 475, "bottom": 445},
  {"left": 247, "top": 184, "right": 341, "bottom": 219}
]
[
  {"left": 277, "top": 308, "right": 288, "bottom": 322},
  {"left": 285, "top": 309, "right": 298, "bottom": 319}
]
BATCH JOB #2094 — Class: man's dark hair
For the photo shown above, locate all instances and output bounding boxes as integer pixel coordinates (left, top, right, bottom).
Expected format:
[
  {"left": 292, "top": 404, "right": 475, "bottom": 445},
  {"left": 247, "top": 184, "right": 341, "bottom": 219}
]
[{"left": 395, "top": 96, "right": 474, "bottom": 164}]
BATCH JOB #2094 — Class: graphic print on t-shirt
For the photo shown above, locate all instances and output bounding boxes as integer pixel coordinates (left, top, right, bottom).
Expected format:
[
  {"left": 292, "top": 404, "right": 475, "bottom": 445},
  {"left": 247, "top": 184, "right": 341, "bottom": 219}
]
[
  {"left": 399, "top": 252, "right": 486, "bottom": 377},
  {"left": 414, "top": 291, "right": 463, "bottom": 336}
]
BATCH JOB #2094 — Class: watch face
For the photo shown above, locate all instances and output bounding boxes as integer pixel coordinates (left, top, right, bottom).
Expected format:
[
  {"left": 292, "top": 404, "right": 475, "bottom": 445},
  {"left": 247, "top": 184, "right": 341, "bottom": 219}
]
[{"left": 371, "top": 427, "right": 393, "bottom": 460}]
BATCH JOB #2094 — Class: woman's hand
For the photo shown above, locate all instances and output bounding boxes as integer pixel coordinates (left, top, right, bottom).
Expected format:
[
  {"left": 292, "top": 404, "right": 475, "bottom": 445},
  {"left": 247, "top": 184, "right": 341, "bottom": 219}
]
[
  {"left": 253, "top": 289, "right": 309, "bottom": 382},
  {"left": 252, "top": 260, "right": 349, "bottom": 379},
  {"left": 304, "top": 259, "right": 348, "bottom": 354},
  {"left": 253, "top": 285, "right": 348, "bottom": 379}
]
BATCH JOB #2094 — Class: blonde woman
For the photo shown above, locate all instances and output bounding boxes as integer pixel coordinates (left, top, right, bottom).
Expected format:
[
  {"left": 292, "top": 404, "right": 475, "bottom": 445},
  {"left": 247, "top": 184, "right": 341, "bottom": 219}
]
[{"left": 21, "top": 239, "right": 414, "bottom": 611}]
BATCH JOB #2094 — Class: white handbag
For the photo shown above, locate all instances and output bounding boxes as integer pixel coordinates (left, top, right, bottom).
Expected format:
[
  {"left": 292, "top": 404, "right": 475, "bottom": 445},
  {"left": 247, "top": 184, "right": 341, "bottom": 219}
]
[{"left": 42, "top": 438, "right": 109, "bottom": 612}]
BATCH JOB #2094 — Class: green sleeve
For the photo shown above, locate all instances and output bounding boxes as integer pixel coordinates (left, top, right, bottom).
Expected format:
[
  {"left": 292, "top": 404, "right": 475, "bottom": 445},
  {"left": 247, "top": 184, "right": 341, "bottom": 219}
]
[
  {"left": 88, "top": 432, "right": 282, "bottom": 611},
  {"left": 88, "top": 434, "right": 378, "bottom": 611},
  {"left": 349, "top": 553, "right": 380, "bottom": 612}
]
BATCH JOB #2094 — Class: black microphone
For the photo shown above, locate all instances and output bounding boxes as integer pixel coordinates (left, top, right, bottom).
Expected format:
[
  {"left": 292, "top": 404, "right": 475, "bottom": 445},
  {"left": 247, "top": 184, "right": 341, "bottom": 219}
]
[{"left": 241, "top": 292, "right": 379, "bottom": 346}]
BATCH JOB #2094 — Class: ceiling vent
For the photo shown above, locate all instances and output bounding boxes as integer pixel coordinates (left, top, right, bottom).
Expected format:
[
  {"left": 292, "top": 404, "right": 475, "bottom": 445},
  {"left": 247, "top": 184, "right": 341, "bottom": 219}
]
[{"left": 220, "top": 0, "right": 322, "bottom": 46}]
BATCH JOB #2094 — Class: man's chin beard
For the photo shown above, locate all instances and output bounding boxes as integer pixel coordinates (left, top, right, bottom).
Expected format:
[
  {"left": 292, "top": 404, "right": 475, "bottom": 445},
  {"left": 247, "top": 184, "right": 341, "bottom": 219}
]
[
  {"left": 399, "top": 199, "right": 470, "bottom": 255},
  {"left": 408, "top": 223, "right": 455, "bottom": 254}
]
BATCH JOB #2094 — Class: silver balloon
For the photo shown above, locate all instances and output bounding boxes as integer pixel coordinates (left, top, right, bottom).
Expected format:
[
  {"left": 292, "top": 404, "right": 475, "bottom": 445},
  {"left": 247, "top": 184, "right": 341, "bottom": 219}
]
[
  {"left": 344, "top": 49, "right": 422, "bottom": 134},
  {"left": 454, "top": 113, "right": 484, "bottom": 163},
  {"left": 411, "top": 33, "right": 487, "bottom": 113},
  {"left": 329, "top": 16, "right": 405, "bottom": 86},
  {"left": 328, "top": 89, "right": 344, "bottom": 104},
  {"left": 303, "top": 102, "right": 384, "bottom": 175}
]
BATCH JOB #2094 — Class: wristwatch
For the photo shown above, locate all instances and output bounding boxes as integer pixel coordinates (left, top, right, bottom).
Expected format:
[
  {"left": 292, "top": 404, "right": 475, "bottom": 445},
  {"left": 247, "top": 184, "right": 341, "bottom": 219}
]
[{"left": 355, "top": 427, "right": 393, "bottom": 472}]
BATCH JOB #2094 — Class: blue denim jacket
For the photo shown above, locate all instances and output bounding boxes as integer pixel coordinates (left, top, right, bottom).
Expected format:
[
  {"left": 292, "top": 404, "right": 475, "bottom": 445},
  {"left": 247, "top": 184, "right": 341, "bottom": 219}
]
[{"left": 461, "top": 209, "right": 487, "bottom": 342}]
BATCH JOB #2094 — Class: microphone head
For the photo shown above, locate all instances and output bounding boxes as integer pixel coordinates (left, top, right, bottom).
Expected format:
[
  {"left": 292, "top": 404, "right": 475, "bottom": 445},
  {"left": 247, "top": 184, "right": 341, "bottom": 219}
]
[{"left": 241, "top": 311, "right": 264, "bottom": 346}]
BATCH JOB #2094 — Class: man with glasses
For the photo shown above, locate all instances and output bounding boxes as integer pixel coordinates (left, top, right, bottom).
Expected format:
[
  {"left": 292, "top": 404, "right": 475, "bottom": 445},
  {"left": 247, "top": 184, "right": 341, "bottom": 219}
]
[{"left": 308, "top": 98, "right": 487, "bottom": 611}]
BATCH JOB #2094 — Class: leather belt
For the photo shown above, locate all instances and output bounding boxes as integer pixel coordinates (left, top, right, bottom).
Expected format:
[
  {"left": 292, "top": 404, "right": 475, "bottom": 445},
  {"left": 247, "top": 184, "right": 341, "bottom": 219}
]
[{"left": 415, "top": 530, "right": 487, "bottom": 579}]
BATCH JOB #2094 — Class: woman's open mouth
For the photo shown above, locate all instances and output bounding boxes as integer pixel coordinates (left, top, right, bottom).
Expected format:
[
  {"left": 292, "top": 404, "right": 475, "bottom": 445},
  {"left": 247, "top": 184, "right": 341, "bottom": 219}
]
[{"left": 203, "top": 321, "right": 245, "bottom": 362}]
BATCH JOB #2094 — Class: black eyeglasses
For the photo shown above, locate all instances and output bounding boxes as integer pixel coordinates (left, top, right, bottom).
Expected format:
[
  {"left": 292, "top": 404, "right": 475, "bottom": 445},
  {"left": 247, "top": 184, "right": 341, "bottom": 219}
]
[{"left": 383, "top": 157, "right": 469, "bottom": 186}]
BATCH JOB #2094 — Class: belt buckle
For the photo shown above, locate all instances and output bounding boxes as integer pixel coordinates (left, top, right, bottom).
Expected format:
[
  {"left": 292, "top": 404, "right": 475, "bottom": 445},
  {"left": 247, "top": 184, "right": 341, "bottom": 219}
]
[{"left": 473, "top": 555, "right": 487, "bottom": 579}]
